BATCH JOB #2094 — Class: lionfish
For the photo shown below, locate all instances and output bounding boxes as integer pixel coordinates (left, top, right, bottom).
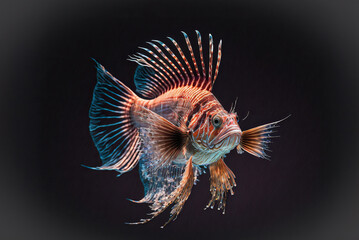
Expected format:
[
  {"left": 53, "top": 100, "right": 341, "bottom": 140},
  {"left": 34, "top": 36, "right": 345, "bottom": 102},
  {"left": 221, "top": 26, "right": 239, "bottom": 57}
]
[{"left": 87, "top": 31, "right": 287, "bottom": 227}]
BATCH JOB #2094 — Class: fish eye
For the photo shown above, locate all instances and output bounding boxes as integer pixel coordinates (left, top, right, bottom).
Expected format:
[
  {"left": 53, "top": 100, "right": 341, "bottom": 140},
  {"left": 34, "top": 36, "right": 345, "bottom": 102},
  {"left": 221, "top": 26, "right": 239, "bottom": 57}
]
[{"left": 212, "top": 115, "right": 222, "bottom": 128}]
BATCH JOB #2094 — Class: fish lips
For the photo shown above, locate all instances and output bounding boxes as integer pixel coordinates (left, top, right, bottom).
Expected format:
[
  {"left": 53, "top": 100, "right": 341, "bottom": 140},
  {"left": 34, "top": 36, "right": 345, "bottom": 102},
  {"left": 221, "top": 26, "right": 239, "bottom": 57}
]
[{"left": 210, "top": 125, "right": 242, "bottom": 149}]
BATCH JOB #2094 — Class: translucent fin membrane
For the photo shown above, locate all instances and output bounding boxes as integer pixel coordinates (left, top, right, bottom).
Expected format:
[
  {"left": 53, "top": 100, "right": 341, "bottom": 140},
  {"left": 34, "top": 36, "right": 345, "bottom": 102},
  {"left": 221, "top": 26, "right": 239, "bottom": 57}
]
[
  {"left": 135, "top": 106, "right": 189, "bottom": 167},
  {"left": 88, "top": 60, "right": 141, "bottom": 174},
  {"left": 128, "top": 157, "right": 196, "bottom": 227},
  {"left": 129, "top": 31, "right": 223, "bottom": 99},
  {"left": 238, "top": 115, "right": 291, "bottom": 159},
  {"left": 205, "top": 158, "right": 236, "bottom": 214}
]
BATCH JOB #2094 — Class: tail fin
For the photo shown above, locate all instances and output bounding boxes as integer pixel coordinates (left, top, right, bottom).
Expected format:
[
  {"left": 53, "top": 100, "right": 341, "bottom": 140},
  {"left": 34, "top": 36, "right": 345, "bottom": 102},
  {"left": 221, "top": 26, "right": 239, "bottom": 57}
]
[
  {"left": 238, "top": 115, "right": 290, "bottom": 159},
  {"left": 88, "top": 60, "right": 141, "bottom": 175}
]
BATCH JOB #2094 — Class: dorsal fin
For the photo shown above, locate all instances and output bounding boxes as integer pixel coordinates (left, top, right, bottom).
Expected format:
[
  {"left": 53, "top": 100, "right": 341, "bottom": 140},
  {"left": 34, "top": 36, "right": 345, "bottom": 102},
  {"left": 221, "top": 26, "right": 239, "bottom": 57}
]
[{"left": 128, "top": 31, "right": 223, "bottom": 98}]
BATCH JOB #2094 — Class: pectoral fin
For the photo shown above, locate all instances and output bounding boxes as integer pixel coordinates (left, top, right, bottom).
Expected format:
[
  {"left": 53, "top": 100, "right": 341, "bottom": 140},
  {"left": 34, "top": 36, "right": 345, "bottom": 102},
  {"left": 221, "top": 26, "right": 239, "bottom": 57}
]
[
  {"left": 136, "top": 106, "right": 189, "bottom": 166},
  {"left": 205, "top": 158, "right": 236, "bottom": 214},
  {"left": 238, "top": 115, "right": 290, "bottom": 159}
]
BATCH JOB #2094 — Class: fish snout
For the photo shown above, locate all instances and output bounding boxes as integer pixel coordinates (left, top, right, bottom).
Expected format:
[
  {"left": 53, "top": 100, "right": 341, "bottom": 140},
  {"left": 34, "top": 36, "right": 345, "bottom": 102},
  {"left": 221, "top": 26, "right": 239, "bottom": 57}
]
[{"left": 211, "top": 124, "right": 242, "bottom": 149}]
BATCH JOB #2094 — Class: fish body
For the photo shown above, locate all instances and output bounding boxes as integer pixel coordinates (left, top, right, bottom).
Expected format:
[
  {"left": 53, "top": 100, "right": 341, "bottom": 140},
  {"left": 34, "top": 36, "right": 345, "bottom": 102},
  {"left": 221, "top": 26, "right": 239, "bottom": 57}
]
[
  {"left": 133, "top": 86, "right": 240, "bottom": 166},
  {"left": 87, "top": 31, "right": 286, "bottom": 227}
]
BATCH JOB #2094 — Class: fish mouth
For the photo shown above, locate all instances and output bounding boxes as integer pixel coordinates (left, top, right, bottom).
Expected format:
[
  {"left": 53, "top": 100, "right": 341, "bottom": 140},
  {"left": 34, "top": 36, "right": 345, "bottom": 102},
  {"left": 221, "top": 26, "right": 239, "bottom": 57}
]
[{"left": 210, "top": 125, "right": 242, "bottom": 149}]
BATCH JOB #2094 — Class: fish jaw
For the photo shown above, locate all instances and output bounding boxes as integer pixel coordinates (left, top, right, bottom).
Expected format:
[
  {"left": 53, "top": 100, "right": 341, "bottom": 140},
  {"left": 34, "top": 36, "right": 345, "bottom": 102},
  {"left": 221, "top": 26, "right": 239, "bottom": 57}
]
[
  {"left": 212, "top": 131, "right": 241, "bottom": 151},
  {"left": 210, "top": 119, "right": 242, "bottom": 151}
]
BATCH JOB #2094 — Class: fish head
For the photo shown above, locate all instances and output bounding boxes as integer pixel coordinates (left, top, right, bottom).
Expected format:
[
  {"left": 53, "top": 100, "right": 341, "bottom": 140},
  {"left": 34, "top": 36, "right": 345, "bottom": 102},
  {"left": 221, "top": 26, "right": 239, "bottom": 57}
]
[{"left": 190, "top": 110, "right": 242, "bottom": 152}]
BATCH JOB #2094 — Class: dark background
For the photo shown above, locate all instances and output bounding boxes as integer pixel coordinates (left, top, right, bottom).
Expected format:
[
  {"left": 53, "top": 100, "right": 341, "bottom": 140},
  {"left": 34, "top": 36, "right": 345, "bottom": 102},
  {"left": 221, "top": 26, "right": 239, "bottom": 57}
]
[{"left": 1, "top": 0, "right": 358, "bottom": 239}]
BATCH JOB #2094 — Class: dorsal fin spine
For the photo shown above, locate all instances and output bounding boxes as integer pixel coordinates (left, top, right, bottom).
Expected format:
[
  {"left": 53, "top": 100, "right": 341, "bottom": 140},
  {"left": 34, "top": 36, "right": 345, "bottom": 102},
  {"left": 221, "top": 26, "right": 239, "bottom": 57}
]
[
  {"left": 213, "top": 40, "right": 222, "bottom": 85},
  {"left": 137, "top": 49, "right": 176, "bottom": 89},
  {"left": 153, "top": 40, "right": 190, "bottom": 82},
  {"left": 208, "top": 34, "right": 214, "bottom": 88},
  {"left": 133, "top": 56, "right": 169, "bottom": 95},
  {"left": 128, "top": 54, "right": 151, "bottom": 68},
  {"left": 182, "top": 31, "right": 200, "bottom": 81},
  {"left": 148, "top": 72, "right": 168, "bottom": 95},
  {"left": 136, "top": 52, "right": 171, "bottom": 91},
  {"left": 168, "top": 37, "right": 194, "bottom": 86},
  {"left": 130, "top": 31, "right": 223, "bottom": 98},
  {"left": 147, "top": 42, "right": 184, "bottom": 88},
  {"left": 195, "top": 30, "right": 206, "bottom": 79},
  {"left": 139, "top": 46, "right": 179, "bottom": 89},
  {"left": 133, "top": 63, "right": 165, "bottom": 98},
  {"left": 141, "top": 74, "right": 162, "bottom": 97},
  {"left": 149, "top": 76, "right": 163, "bottom": 96}
]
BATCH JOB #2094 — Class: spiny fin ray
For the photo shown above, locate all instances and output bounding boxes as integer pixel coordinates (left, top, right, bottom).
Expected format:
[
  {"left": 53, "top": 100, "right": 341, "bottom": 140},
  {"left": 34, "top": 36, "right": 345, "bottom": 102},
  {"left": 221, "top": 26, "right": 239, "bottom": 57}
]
[{"left": 130, "top": 31, "right": 223, "bottom": 98}]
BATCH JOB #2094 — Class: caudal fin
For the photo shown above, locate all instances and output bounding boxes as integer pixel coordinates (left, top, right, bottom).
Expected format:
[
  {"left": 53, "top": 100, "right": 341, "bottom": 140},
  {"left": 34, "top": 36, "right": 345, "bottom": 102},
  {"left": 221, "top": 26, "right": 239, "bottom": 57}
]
[{"left": 88, "top": 60, "right": 141, "bottom": 175}]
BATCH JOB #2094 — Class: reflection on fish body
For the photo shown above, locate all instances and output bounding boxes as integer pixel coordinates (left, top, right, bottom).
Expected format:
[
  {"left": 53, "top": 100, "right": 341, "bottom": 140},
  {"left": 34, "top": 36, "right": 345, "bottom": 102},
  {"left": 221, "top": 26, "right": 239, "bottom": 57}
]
[{"left": 87, "top": 31, "right": 287, "bottom": 227}]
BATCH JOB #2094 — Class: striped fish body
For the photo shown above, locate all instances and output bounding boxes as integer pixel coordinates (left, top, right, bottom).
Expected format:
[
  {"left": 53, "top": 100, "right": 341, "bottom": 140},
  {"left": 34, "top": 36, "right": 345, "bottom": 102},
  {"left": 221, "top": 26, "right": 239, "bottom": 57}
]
[
  {"left": 132, "top": 86, "right": 240, "bottom": 166},
  {"left": 87, "top": 31, "right": 287, "bottom": 227}
]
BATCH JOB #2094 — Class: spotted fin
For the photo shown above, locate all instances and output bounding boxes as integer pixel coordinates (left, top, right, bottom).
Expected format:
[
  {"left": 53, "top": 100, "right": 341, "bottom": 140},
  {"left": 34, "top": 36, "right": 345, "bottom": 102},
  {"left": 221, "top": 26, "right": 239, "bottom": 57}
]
[
  {"left": 129, "top": 30, "right": 223, "bottom": 98},
  {"left": 238, "top": 116, "right": 290, "bottom": 159},
  {"left": 87, "top": 60, "right": 141, "bottom": 175}
]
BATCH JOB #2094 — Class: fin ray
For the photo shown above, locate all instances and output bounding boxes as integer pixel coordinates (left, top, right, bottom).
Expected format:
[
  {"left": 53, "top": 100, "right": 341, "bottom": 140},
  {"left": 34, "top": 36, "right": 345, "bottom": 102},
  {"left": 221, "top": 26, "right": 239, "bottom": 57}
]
[
  {"left": 88, "top": 61, "right": 141, "bottom": 174},
  {"left": 129, "top": 157, "right": 198, "bottom": 227},
  {"left": 129, "top": 31, "right": 223, "bottom": 98},
  {"left": 135, "top": 105, "right": 189, "bottom": 166},
  {"left": 239, "top": 115, "right": 290, "bottom": 159}
]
